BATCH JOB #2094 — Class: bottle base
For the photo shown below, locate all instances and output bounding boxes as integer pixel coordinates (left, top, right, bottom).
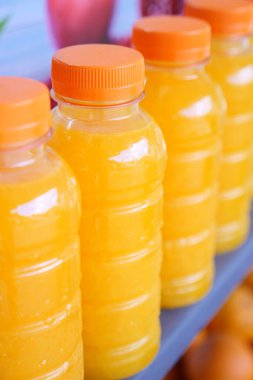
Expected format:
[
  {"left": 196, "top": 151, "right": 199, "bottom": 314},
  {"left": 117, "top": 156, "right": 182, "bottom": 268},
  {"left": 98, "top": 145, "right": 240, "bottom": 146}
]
[
  {"left": 161, "top": 264, "right": 214, "bottom": 308},
  {"left": 84, "top": 327, "right": 160, "bottom": 379},
  {"left": 216, "top": 219, "right": 250, "bottom": 254}
]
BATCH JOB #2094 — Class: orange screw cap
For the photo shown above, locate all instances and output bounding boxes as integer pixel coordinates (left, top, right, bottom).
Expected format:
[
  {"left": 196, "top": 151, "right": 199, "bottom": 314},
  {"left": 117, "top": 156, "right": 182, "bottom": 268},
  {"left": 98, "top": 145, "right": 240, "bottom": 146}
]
[
  {"left": 132, "top": 16, "right": 211, "bottom": 64},
  {"left": 185, "top": 0, "right": 253, "bottom": 37},
  {"left": 52, "top": 44, "right": 145, "bottom": 104},
  {"left": 0, "top": 77, "right": 50, "bottom": 148}
]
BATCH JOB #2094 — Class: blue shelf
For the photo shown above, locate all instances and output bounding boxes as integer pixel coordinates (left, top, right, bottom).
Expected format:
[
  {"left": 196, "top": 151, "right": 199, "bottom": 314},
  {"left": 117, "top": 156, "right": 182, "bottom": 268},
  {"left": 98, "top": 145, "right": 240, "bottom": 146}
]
[{"left": 129, "top": 222, "right": 253, "bottom": 380}]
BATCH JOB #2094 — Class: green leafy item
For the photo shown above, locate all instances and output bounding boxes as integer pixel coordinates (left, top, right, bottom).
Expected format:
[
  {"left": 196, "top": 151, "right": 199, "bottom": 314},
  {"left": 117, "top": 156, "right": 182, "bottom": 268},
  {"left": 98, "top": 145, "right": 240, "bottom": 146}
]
[{"left": 0, "top": 16, "right": 9, "bottom": 34}]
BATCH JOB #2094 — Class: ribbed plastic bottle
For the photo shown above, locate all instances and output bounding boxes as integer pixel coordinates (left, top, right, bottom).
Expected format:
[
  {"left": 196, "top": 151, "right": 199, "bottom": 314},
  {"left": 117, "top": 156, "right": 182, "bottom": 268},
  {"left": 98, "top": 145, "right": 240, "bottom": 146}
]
[
  {"left": 0, "top": 77, "right": 83, "bottom": 379},
  {"left": 186, "top": 0, "right": 253, "bottom": 253},
  {"left": 49, "top": 44, "right": 167, "bottom": 379},
  {"left": 133, "top": 16, "right": 225, "bottom": 307}
]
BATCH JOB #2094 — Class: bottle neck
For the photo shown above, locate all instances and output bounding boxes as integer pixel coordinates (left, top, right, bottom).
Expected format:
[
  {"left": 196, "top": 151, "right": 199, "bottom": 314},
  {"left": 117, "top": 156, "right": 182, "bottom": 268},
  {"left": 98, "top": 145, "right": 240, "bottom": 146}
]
[
  {"left": 56, "top": 97, "right": 142, "bottom": 122},
  {"left": 145, "top": 59, "right": 206, "bottom": 76},
  {"left": 0, "top": 145, "right": 44, "bottom": 169},
  {"left": 211, "top": 35, "right": 251, "bottom": 55}
]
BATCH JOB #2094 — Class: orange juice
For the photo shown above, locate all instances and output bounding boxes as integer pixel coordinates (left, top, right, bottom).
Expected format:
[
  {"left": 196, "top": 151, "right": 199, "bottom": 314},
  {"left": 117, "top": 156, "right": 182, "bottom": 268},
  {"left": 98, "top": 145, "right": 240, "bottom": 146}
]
[
  {"left": 0, "top": 77, "right": 83, "bottom": 379},
  {"left": 133, "top": 16, "right": 224, "bottom": 307},
  {"left": 49, "top": 45, "right": 166, "bottom": 379},
  {"left": 186, "top": 0, "right": 253, "bottom": 253}
]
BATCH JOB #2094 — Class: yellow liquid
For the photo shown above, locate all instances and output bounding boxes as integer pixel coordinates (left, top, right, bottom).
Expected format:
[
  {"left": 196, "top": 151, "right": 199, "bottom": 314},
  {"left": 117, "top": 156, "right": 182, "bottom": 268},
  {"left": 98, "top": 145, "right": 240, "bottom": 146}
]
[
  {"left": 0, "top": 147, "right": 83, "bottom": 379},
  {"left": 207, "top": 38, "right": 253, "bottom": 253},
  {"left": 141, "top": 64, "right": 224, "bottom": 307},
  {"left": 50, "top": 104, "right": 167, "bottom": 379}
]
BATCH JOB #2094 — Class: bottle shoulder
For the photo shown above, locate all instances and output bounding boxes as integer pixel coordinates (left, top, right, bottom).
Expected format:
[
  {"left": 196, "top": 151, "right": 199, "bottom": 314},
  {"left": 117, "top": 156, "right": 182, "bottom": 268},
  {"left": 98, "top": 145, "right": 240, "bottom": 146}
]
[
  {"left": 143, "top": 67, "right": 225, "bottom": 116},
  {"left": 207, "top": 52, "right": 253, "bottom": 113},
  {"left": 52, "top": 105, "right": 161, "bottom": 133},
  {"left": 50, "top": 107, "right": 167, "bottom": 198},
  {"left": 0, "top": 147, "right": 80, "bottom": 217},
  {"left": 142, "top": 69, "right": 225, "bottom": 146},
  {"left": 51, "top": 106, "right": 167, "bottom": 165},
  {"left": 207, "top": 50, "right": 253, "bottom": 80}
]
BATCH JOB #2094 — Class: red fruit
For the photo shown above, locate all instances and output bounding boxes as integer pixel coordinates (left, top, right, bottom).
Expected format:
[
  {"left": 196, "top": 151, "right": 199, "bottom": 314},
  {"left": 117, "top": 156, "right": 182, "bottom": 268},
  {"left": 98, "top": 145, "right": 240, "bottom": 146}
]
[
  {"left": 141, "top": 0, "right": 184, "bottom": 16},
  {"left": 184, "top": 333, "right": 253, "bottom": 380},
  {"left": 47, "top": 0, "right": 115, "bottom": 48},
  {"left": 164, "top": 366, "right": 180, "bottom": 380},
  {"left": 210, "top": 286, "right": 253, "bottom": 343},
  {"left": 187, "top": 330, "right": 208, "bottom": 353},
  {"left": 244, "top": 269, "right": 253, "bottom": 289}
]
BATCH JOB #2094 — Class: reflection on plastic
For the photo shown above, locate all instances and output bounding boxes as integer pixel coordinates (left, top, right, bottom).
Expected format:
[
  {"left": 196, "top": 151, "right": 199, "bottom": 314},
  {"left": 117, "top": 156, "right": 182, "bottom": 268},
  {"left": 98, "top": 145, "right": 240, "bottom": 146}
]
[
  {"left": 109, "top": 138, "right": 149, "bottom": 163},
  {"left": 180, "top": 96, "right": 213, "bottom": 118},
  {"left": 11, "top": 188, "right": 58, "bottom": 217},
  {"left": 228, "top": 65, "right": 253, "bottom": 86}
]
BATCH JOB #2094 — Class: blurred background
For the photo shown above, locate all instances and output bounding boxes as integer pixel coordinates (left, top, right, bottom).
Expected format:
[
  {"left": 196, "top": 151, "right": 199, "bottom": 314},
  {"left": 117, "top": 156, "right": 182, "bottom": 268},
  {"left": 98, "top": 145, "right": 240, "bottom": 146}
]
[{"left": 0, "top": 0, "right": 183, "bottom": 83}]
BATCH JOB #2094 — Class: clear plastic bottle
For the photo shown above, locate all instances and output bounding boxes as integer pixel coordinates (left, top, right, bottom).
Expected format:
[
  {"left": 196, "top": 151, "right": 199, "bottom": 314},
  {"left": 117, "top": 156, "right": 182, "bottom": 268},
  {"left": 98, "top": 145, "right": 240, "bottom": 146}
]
[
  {"left": 49, "top": 44, "right": 167, "bottom": 379},
  {"left": 186, "top": 0, "right": 253, "bottom": 253},
  {"left": 0, "top": 77, "right": 83, "bottom": 379},
  {"left": 133, "top": 16, "right": 224, "bottom": 307}
]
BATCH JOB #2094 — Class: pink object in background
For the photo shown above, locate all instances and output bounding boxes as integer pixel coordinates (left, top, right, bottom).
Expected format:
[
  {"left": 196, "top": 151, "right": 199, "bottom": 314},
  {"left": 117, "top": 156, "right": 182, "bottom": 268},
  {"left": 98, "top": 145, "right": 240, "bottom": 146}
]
[
  {"left": 47, "top": 0, "right": 115, "bottom": 48},
  {"left": 141, "top": 0, "right": 184, "bottom": 15},
  {"left": 47, "top": 0, "right": 184, "bottom": 49}
]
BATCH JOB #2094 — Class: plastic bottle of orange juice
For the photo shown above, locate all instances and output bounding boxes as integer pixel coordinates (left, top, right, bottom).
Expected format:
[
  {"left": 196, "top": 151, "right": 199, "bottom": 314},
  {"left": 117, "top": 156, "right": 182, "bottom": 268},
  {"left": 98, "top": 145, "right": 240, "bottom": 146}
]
[
  {"left": 0, "top": 77, "right": 83, "bottom": 379},
  {"left": 49, "top": 45, "right": 167, "bottom": 379},
  {"left": 186, "top": 0, "right": 253, "bottom": 253},
  {"left": 133, "top": 16, "right": 224, "bottom": 307}
]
